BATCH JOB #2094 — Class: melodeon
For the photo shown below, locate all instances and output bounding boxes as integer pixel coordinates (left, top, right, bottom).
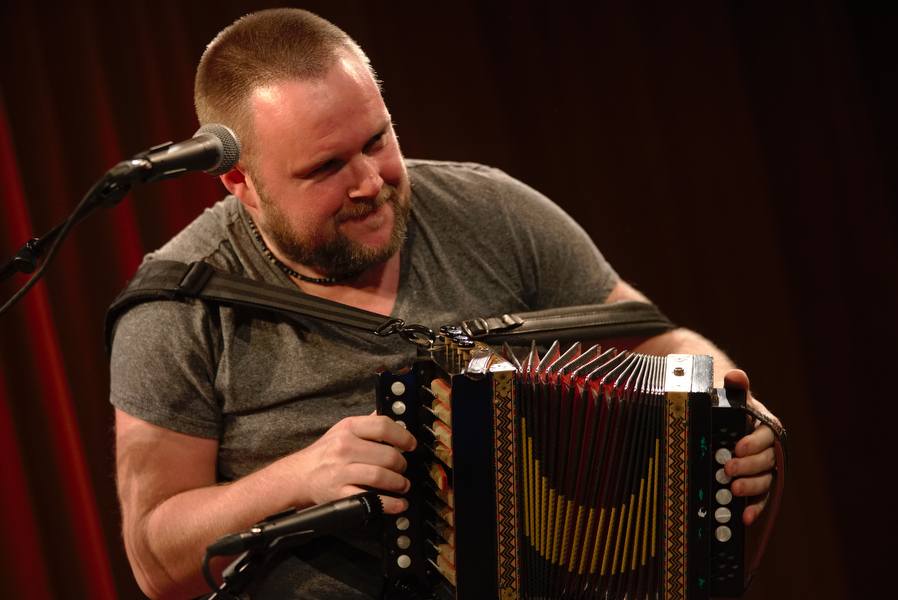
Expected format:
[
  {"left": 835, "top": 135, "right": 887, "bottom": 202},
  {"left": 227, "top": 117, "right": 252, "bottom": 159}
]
[{"left": 376, "top": 336, "right": 751, "bottom": 600}]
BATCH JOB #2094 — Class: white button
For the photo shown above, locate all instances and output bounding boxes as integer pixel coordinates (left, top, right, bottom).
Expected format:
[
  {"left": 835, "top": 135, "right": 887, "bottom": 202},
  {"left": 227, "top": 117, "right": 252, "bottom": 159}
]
[
  {"left": 391, "top": 400, "right": 407, "bottom": 415},
  {"left": 391, "top": 381, "right": 407, "bottom": 396},
  {"left": 715, "top": 468, "right": 731, "bottom": 485},
  {"left": 715, "top": 507, "right": 732, "bottom": 523},
  {"left": 715, "top": 448, "right": 732, "bottom": 465},
  {"left": 396, "top": 517, "right": 410, "bottom": 531},
  {"left": 397, "top": 554, "right": 411, "bottom": 568},
  {"left": 397, "top": 535, "right": 411, "bottom": 549},
  {"left": 715, "top": 526, "right": 732, "bottom": 542},
  {"left": 715, "top": 488, "right": 733, "bottom": 505}
]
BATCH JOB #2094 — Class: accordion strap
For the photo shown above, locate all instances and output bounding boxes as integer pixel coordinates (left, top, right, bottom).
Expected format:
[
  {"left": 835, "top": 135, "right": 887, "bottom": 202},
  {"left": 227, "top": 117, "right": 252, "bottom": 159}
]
[
  {"left": 457, "top": 301, "right": 676, "bottom": 343},
  {"left": 104, "top": 260, "right": 413, "bottom": 353},
  {"left": 107, "top": 262, "right": 676, "bottom": 352}
]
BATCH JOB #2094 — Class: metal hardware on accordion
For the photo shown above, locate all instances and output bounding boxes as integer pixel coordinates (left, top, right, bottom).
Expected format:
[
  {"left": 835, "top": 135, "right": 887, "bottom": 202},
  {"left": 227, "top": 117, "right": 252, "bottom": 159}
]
[{"left": 376, "top": 336, "right": 750, "bottom": 600}]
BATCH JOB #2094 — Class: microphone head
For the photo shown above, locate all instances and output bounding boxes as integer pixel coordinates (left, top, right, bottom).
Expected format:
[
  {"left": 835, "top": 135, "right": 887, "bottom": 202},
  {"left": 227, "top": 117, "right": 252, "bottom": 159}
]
[
  {"left": 194, "top": 123, "right": 241, "bottom": 175},
  {"left": 358, "top": 491, "right": 384, "bottom": 524}
]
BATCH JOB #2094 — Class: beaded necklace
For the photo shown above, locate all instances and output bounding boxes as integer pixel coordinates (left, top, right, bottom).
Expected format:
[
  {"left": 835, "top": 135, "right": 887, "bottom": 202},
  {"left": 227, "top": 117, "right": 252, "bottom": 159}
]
[{"left": 246, "top": 216, "right": 343, "bottom": 285}]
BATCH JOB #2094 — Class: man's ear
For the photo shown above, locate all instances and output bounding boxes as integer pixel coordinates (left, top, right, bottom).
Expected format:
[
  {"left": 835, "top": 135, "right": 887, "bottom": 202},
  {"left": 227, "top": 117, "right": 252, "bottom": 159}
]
[{"left": 220, "top": 166, "right": 260, "bottom": 211}]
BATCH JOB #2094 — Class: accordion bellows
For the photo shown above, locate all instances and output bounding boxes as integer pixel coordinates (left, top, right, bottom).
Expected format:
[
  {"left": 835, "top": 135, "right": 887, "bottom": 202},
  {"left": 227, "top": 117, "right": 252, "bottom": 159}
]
[{"left": 377, "top": 338, "right": 748, "bottom": 600}]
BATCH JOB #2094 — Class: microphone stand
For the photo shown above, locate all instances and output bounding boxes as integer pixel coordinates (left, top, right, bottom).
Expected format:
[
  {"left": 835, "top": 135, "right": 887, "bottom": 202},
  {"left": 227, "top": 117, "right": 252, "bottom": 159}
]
[
  {"left": 202, "top": 492, "right": 384, "bottom": 598},
  {"left": 205, "top": 531, "right": 317, "bottom": 600},
  {"left": 0, "top": 157, "right": 155, "bottom": 316},
  {"left": 2, "top": 127, "right": 238, "bottom": 305}
]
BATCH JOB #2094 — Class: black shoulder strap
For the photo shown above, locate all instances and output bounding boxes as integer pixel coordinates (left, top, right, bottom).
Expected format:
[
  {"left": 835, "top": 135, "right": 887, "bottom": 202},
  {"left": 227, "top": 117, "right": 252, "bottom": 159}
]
[
  {"left": 104, "top": 260, "right": 396, "bottom": 353},
  {"left": 456, "top": 301, "right": 675, "bottom": 344},
  {"left": 106, "top": 260, "right": 676, "bottom": 353}
]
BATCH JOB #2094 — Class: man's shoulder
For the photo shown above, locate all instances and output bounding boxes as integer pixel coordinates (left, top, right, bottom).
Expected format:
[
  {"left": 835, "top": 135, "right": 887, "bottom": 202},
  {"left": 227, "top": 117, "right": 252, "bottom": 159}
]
[
  {"left": 406, "top": 158, "right": 557, "bottom": 219},
  {"left": 406, "top": 158, "right": 508, "bottom": 184},
  {"left": 405, "top": 158, "right": 532, "bottom": 210},
  {"left": 145, "top": 195, "right": 245, "bottom": 273}
]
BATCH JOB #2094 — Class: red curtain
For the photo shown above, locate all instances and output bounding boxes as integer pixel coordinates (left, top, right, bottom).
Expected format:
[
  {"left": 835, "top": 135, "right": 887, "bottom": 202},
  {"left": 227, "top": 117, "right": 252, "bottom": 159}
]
[{"left": 1, "top": 1, "right": 894, "bottom": 598}]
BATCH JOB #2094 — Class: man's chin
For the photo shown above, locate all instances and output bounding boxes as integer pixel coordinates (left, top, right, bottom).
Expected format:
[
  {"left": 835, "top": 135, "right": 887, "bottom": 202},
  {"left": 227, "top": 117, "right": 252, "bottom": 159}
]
[
  {"left": 337, "top": 201, "right": 395, "bottom": 246},
  {"left": 329, "top": 206, "right": 408, "bottom": 279},
  {"left": 273, "top": 185, "right": 410, "bottom": 279}
]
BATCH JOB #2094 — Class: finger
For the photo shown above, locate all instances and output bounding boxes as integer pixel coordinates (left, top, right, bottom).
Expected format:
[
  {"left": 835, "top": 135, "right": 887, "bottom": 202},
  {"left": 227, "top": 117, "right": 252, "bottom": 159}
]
[
  {"left": 723, "top": 369, "right": 782, "bottom": 429},
  {"left": 734, "top": 425, "right": 775, "bottom": 458},
  {"left": 343, "top": 463, "right": 411, "bottom": 495},
  {"left": 340, "top": 465, "right": 411, "bottom": 515},
  {"left": 746, "top": 393, "right": 777, "bottom": 418},
  {"left": 380, "top": 495, "right": 409, "bottom": 515},
  {"left": 723, "top": 368, "right": 750, "bottom": 391},
  {"left": 726, "top": 447, "right": 774, "bottom": 477},
  {"left": 730, "top": 472, "right": 773, "bottom": 497},
  {"left": 339, "top": 484, "right": 409, "bottom": 515},
  {"left": 742, "top": 494, "right": 769, "bottom": 526},
  {"left": 355, "top": 440, "right": 409, "bottom": 473},
  {"left": 347, "top": 415, "right": 417, "bottom": 452},
  {"left": 327, "top": 435, "right": 409, "bottom": 473}
]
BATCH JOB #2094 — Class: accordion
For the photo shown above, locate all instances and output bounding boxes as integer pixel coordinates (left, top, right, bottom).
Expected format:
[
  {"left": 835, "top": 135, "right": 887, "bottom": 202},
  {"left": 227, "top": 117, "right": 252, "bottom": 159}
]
[{"left": 376, "top": 336, "right": 753, "bottom": 600}]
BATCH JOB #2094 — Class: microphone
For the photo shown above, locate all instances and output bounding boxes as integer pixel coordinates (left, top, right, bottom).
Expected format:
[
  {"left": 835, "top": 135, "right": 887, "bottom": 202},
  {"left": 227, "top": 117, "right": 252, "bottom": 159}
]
[
  {"left": 206, "top": 492, "right": 384, "bottom": 556},
  {"left": 115, "top": 123, "right": 241, "bottom": 183}
]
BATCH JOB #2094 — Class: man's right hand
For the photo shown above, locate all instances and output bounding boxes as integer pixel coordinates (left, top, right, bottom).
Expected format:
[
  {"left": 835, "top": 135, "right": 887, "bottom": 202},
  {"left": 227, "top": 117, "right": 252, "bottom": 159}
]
[
  {"left": 285, "top": 414, "right": 417, "bottom": 514},
  {"left": 116, "top": 410, "right": 416, "bottom": 598}
]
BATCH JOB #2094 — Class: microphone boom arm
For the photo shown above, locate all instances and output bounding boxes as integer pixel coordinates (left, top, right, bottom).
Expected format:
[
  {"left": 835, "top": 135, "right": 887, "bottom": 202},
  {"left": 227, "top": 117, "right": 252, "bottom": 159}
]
[
  {"left": 0, "top": 124, "right": 239, "bottom": 316},
  {"left": 0, "top": 163, "right": 134, "bottom": 284}
]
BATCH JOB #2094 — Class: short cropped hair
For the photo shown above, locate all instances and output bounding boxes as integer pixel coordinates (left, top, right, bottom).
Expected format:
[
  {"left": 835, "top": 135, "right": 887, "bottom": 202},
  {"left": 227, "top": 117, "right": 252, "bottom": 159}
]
[{"left": 194, "top": 8, "right": 373, "bottom": 164}]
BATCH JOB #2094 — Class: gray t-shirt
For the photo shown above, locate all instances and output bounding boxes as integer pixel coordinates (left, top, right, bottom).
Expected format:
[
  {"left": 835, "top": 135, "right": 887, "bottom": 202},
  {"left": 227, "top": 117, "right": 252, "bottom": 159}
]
[{"left": 110, "top": 160, "right": 618, "bottom": 598}]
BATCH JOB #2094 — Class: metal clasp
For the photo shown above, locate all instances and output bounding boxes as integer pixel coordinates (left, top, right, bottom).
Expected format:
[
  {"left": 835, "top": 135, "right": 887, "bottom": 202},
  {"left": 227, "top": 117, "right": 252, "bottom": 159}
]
[{"left": 374, "top": 318, "right": 436, "bottom": 349}]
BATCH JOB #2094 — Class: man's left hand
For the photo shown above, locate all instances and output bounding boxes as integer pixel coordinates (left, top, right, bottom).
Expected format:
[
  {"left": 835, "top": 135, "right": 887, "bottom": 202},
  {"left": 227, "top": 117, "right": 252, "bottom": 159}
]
[{"left": 721, "top": 369, "right": 781, "bottom": 526}]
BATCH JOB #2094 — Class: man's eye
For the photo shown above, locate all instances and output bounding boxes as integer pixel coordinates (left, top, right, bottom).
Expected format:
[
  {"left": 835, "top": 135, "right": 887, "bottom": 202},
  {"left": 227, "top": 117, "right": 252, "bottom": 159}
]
[
  {"left": 365, "top": 133, "right": 386, "bottom": 153},
  {"left": 311, "top": 160, "right": 341, "bottom": 176}
]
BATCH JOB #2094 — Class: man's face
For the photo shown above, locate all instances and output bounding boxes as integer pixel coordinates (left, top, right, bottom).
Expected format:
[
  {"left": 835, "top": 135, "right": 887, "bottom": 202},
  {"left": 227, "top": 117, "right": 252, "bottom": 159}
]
[{"left": 242, "top": 54, "right": 410, "bottom": 279}]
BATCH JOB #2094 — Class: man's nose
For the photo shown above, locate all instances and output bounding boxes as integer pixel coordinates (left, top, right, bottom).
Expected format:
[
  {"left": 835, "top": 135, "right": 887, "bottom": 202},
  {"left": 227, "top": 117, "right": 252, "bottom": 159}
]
[{"left": 347, "top": 155, "right": 383, "bottom": 200}]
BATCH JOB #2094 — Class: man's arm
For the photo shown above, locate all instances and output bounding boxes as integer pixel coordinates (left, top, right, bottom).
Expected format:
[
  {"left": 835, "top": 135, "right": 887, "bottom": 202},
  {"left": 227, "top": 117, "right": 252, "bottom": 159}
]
[
  {"left": 606, "top": 280, "right": 779, "bottom": 525},
  {"left": 605, "top": 280, "right": 738, "bottom": 381},
  {"left": 116, "top": 409, "right": 415, "bottom": 599}
]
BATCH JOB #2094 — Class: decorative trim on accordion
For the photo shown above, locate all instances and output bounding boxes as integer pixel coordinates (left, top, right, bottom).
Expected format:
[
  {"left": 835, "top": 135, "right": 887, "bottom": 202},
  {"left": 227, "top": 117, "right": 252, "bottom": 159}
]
[
  {"left": 491, "top": 365, "right": 519, "bottom": 599},
  {"left": 665, "top": 390, "right": 689, "bottom": 600}
]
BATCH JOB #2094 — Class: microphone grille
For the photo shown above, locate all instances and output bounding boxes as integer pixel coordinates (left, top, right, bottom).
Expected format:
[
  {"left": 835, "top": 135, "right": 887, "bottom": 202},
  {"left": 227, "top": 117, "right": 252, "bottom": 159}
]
[
  {"left": 360, "top": 491, "right": 384, "bottom": 521},
  {"left": 195, "top": 123, "right": 241, "bottom": 175}
]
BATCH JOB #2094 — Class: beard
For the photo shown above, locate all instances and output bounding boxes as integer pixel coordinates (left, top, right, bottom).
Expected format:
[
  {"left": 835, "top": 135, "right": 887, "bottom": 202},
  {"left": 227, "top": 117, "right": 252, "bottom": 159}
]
[{"left": 257, "top": 179, "right": 411, "bottom": 280}]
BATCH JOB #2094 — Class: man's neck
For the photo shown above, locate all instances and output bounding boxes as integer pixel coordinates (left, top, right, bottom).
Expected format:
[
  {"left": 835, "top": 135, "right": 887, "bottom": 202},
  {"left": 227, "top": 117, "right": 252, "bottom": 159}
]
[{"left": 290, "top": 251, "right": 401, "bottom": 316}]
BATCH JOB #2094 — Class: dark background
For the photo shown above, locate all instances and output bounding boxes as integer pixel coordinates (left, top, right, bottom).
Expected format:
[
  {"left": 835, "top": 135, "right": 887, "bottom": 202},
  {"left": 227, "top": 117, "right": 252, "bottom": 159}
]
[{"left": 1, "top": 1, "right": 894, "bottom": 598}]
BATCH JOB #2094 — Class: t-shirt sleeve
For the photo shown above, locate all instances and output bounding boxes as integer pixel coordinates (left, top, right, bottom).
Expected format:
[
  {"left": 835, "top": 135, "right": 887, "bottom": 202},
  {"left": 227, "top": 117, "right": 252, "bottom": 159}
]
[
  {"left": 109, "top": 299, "right": 221, "bottom": 439},
  {"left": 485, "top": 167, "right": 620, "bottom": 308}
]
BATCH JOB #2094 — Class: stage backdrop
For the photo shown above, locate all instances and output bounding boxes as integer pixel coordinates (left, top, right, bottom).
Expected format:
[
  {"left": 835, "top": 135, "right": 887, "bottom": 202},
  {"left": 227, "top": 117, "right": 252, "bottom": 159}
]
[{"left": 1, "top": 1, "right": 894, "bottom": 598}]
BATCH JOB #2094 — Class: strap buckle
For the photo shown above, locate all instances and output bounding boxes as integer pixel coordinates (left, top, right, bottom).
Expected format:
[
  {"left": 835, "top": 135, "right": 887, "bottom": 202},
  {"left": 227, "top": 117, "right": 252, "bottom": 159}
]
[
  {"left": 460, "top": 313, "right": 524, "bottom": 337},
  {"left": 374, "top": 318, "right": 436, "bottom": 348},
  {"left": 175, "top": 261, "right": 214, "bottom": 297}
]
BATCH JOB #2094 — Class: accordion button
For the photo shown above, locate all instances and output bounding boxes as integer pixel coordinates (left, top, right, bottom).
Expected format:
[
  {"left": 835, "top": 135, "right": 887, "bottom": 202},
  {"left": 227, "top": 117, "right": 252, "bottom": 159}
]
[
  {"left": 715, "top": 526, "right": 733, "bottom": 543},
  {"left": 715, "top": 488, "right": 733, "bottom": 505},
  {"left": 715, "top": 507, "right": 732, "bottom": 523},
  {"left": 397, "top": 554, "right": 412, "bottom": 569},
  {"left": 714, "top": 448, "right": 732, "bottom": 465},
  {"left": 715, "top": 468, "right": 732, "bottom": 484},
  {"left": 397, "top": 535, "right": 411, "bottom": 549},
  {"left": 391, "top": 400, "right": 407, "bottom": 415},
  {"left": 391, "top": 381, "right": 407, "bottom": 396},
  {"left": 396, "top": 517, "right": 410, "bottom": 531}
]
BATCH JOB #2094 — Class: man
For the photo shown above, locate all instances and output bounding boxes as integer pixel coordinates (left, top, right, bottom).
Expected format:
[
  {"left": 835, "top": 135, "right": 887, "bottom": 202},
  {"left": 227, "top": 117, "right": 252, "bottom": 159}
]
[{"left": 110, "top": 8, "right": 779, "bottom": 599}]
